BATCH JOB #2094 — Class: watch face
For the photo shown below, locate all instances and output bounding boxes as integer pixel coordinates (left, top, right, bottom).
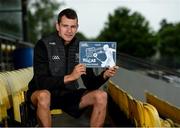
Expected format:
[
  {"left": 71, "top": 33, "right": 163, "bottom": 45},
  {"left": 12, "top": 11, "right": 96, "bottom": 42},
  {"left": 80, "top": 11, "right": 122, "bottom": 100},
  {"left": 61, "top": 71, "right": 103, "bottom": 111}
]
[{"left": 79, "top": 41, "right": 116, "bottom": 68}]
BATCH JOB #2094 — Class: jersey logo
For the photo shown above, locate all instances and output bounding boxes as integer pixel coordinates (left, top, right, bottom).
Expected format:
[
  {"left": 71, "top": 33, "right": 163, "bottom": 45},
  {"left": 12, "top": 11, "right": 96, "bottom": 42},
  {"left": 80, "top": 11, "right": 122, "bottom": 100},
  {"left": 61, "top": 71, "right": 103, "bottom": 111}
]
[
  {"left": 52, "top": 55, "right": 60, "bottom": 60},
  {"left": 49, "top": 42, "right": 56, "bottom": 45}
]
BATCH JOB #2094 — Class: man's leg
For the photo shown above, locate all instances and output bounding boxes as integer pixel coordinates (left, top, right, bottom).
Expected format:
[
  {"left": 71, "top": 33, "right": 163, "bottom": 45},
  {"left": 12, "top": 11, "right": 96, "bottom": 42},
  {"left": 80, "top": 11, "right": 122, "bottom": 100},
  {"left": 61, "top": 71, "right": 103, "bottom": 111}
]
[
  {"left": 30, "top": 90, "right": 51, "bottom": 127},
  {"left": 79, "top": 90, "right": 107, "bottom": 127}
]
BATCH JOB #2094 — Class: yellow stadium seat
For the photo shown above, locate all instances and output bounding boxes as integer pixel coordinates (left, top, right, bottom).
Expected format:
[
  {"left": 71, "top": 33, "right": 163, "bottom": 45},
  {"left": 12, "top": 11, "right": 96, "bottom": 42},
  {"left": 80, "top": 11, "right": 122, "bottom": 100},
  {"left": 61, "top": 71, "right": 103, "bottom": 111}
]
[
  {"left": 51, "top": 109, "right": 63, "bottom": 115},
  {"left": 145, "top": 91, "right": 180, "bottom": 125},
  {"left": 143, "top": 103, "right": 161, "bottom": 126},
  {"left": 3, "top": 72, "right": 25, "bottom": 122},
  {"left": 0, "top": 67, "right": 63, "bottom": 125},
  {"left": 0, "top": 74, "right": 10, "bottom": 122},
  {"left": 128, "top": 99, "right": 145, "bottom": 126},
  {"left": 107, "top": 80, "right": 130, "bottom": 118},
  {"left": 107, "top": 80, "right": 161, "bottom": 127},
  {"left": 128, "top": 98, "right": 161, "bottom": 127}
]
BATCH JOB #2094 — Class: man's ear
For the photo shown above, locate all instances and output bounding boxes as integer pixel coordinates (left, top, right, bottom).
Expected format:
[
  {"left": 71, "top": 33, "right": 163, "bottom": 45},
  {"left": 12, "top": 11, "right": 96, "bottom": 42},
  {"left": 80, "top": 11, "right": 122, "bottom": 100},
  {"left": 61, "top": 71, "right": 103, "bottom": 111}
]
[{"left": 56, "top": 22, "right": 60, "bottom": 31}]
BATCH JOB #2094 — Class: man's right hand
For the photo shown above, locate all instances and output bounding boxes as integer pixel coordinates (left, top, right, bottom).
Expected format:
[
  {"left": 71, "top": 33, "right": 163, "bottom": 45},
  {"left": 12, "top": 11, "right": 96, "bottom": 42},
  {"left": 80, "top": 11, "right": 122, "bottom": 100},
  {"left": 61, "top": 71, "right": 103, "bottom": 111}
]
[
  {"left": 71, "top": 64, "right": 86, "bottom": 80},
  {"left": 64, "top": 64, "right": 86, "bottom": 84}
]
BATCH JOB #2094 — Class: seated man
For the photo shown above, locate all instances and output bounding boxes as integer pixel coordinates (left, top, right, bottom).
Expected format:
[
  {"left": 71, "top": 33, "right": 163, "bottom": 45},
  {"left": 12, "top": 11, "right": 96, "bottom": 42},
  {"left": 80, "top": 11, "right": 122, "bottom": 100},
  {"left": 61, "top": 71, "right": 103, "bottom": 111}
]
[{"left": 26, "top": 8, "right": 117, "bottom": 127}]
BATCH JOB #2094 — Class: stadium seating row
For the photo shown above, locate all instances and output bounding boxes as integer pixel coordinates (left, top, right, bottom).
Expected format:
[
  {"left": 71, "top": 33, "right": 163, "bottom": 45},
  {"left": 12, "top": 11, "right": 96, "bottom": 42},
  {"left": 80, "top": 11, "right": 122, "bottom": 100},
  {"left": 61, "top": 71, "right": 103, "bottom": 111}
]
[
  {"left": 0, "top": 67, "right": 62, "bottom": 127},
  {"left": 0, "top": 67, "right": 33, "bottom": 125},
  {"left": 1, "top": 67, "right": 179, "bottom": 127},
  {"left": 107, "top": 80, "right": 180, "bottom": 127}
]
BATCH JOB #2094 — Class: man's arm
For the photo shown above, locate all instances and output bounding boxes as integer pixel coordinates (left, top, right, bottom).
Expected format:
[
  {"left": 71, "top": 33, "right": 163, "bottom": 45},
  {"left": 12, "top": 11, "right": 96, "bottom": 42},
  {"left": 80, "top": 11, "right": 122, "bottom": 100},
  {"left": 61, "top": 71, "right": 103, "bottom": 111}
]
[{"left": 64, "top": 64, "right": 86, "bottom": 84}]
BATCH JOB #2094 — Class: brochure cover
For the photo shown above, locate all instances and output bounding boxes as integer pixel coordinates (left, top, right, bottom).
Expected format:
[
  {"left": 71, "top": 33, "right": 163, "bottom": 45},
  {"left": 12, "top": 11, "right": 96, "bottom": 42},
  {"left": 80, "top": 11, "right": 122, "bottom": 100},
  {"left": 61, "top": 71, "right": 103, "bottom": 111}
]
[{"left": 79, "top": 41, "right": 117, "bottom": 68}]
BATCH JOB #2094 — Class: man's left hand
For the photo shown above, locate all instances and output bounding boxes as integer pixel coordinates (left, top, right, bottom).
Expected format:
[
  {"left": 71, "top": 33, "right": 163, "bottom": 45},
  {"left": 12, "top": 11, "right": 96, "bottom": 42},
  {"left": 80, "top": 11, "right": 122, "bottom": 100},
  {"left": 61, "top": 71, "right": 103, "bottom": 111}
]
[{"left": 103, "top": 66, "right": 119, "bottom": 79}]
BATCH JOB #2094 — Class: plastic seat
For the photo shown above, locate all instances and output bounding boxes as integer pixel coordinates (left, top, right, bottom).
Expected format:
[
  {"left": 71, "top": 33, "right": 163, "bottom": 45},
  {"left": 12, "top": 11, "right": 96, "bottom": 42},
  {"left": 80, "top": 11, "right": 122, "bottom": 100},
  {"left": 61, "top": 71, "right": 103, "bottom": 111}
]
[
  {"left": 128, "top": 98, "right": 161, "bottom": 127},
  {"left": 3, "top": 72, "right": 24, "bottom": 122},
  {"left": 107, "top": 80, "right": 161, "bottom": 127},
  {"left": 107, "top": 80, "right": 130, "bottom": 118},
  {"left": 0, "top": 67, "right": 63, "bottom": 126},
  {"left": 146, "top": 91, "right": 180, "bottom": 125},
  {"left": 0, "top": 74, "right": 11, "bottom": 121},
  {"left": 0, "top": 74, "right": 11, "bottom": 126}
]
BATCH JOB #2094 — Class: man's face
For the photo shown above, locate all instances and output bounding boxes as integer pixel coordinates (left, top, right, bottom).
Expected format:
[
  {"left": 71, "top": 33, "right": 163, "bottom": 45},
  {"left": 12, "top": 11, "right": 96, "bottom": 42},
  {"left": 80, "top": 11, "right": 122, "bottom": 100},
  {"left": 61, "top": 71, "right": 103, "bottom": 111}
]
[{"left": 56, "top": 15, "right": 78, "bottom": 45}]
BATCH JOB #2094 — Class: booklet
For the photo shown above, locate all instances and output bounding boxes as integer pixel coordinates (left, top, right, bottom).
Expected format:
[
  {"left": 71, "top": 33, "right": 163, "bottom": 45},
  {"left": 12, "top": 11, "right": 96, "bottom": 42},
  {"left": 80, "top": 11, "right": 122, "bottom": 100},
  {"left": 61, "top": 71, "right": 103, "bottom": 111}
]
[{"left": 79, "top": 41, "right": 117, "bottom": 68}]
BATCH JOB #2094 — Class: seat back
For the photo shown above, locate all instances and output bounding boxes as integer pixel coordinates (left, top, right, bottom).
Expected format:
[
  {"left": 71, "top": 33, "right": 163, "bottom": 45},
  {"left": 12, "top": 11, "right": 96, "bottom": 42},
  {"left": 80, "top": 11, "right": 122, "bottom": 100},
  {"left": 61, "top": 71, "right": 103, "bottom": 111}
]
[
  {"left": 107, "top": 80, "right": 161, "bottom": 127},
  {"left": 0, "top": 67, "right": 33, "bottom": 123},
  {"left": 107, "top": 80, "right": 130, "bottom": 118},
  {"left": 146, "top": 91, "right": 180, "bottom": 124}
]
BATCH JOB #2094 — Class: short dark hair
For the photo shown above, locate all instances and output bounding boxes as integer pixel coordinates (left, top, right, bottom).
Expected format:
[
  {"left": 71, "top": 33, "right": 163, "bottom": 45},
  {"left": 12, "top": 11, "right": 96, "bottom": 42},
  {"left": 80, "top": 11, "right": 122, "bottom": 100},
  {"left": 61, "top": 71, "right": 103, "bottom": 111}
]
[{"left": 57, "top": 8, "right": 78, "bottom": 23}]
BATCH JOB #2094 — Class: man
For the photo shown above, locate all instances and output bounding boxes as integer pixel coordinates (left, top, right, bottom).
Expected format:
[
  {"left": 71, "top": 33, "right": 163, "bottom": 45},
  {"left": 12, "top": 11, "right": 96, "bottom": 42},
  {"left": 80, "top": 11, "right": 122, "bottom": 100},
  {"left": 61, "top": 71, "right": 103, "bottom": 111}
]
[{"left": 27, "top": 8, "right": 117, "bottom": 127}]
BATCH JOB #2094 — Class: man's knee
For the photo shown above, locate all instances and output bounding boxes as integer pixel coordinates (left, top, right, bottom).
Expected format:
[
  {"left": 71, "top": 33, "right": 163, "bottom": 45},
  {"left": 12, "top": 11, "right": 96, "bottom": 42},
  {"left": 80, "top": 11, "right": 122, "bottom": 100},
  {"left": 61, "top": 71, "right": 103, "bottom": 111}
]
[
  {"left": 94, "top": 90, "right": 107, "bottom": 105},
  {"left": 37, "top": 90, "right": 51, "bottom": 108}
]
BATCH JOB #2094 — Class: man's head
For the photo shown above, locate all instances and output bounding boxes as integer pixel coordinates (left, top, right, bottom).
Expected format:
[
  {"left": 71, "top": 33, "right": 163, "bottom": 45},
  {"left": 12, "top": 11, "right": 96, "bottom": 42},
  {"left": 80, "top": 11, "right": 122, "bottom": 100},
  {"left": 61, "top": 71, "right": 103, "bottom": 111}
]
[
  {"left": 57, "top": 8, "right": 78, "bottom": 23},
  {"left": 56, "top": 8, "right": 78, "bottom": 44}
]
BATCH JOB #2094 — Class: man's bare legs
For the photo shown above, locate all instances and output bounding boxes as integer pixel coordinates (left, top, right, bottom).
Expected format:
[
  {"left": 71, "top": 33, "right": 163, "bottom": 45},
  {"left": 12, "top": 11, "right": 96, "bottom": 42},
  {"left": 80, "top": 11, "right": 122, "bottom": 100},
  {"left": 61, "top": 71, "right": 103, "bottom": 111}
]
[
  {"left": 30, "top": 89, "right": 107, "bottom": 127},
  {"left": 30, "top": 90, "right": 51, "bottom": 127},
  {"left": 79, "top": 90, "right": 108, "bottom": 127}
]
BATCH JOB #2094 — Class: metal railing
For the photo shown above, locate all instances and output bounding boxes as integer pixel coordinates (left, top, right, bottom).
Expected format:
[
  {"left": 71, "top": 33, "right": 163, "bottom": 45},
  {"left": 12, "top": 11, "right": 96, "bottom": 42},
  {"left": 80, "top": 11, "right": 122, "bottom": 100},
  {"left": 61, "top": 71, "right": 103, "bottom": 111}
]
[{"left": 0, "top": 34, "right": 34, "bottom": 72}]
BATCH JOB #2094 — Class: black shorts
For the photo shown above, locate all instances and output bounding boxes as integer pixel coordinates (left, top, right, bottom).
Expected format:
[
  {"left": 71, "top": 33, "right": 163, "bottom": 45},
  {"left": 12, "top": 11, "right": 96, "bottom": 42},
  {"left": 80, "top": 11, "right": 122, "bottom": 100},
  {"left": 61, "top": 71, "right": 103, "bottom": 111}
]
[{"left": 26, "top": 88, "right": 87, "bottom": 118}]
